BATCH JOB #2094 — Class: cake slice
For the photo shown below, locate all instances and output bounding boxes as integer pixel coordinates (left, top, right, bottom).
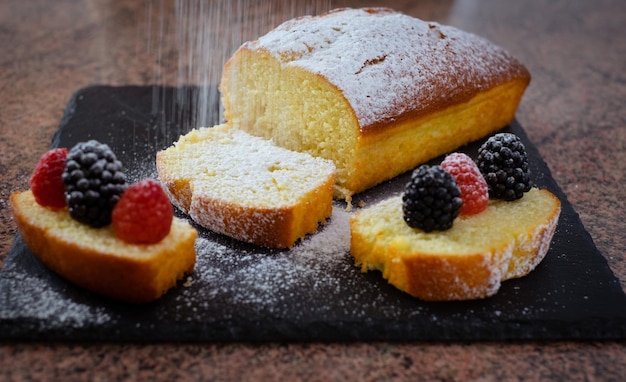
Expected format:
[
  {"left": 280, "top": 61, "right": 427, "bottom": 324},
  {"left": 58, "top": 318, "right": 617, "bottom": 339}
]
[
  {"left": 10, "top": 190, "right": 197, "bottom": 303},
  {"left": 349, "top": 188, "right": 561, "bottom": 301},
  {"left": 220, "top": 7, "right": 531, "bottom": 200},
  {"left": 156, "top": 124, "right": 336, "bottom": 248}
]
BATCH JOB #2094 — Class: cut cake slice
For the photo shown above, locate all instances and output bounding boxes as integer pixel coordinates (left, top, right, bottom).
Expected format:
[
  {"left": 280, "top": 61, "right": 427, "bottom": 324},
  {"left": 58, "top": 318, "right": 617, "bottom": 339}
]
[
  {"left": 156, "top": 124, "right": 336, "bottom": 248},
  {"left": 350, "top": 188, "right": 561, "bottom": 301}
]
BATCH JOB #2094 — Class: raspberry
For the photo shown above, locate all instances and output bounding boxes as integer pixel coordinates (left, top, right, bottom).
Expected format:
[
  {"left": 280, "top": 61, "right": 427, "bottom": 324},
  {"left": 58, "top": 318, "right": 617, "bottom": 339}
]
[
  {"left": 112, "top": 179, "right": 173, "bottom": 244},
  {"left": 29, "top": 148, "right": 69, "bottom": 209},
  {"left": 402, "top": 165, "right": 462, "bottom": 232},
  {"left": 441, "top": 152, "right": 489, "bottom": 215},
  {"left": 62, "top": 140, "right": 127, "bottom": 227},
  {"left": 477, "top": 133, "right": 532, "bottom": 201}
]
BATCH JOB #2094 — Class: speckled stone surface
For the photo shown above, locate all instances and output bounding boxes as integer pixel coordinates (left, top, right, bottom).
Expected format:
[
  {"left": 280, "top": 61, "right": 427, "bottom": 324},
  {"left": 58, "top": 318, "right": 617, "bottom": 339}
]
[{"left": 1, "top": 0, "right": 624, "bottom": 380}]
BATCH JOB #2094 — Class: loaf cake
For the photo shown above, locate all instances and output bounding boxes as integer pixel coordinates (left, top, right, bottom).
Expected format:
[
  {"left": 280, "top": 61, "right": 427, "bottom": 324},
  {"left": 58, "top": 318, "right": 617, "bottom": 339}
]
[
  {"left": 10, "top": 190, "right": 197, "bottom": 303},
  {"left": 220, "top": 7, "right": 531, "bottom": 200},
  {"left": 156, "top": 124, "right": 336, "bottom": 248},
  {"left": 349, "top": 188, "right": 561, "bottom": 301}
]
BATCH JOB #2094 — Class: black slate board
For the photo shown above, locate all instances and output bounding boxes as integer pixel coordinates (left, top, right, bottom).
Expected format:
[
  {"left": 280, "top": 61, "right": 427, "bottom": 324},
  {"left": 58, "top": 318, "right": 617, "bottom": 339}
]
[{"left": 1, "top": 85, "right": 625, "bottom": 342}]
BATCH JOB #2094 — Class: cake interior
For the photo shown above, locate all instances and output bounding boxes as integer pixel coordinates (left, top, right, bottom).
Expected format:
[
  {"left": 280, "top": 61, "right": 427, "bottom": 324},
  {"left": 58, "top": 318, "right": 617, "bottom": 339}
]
[{"left": 221, "top": 48, "right": 528, "bottom": 200}]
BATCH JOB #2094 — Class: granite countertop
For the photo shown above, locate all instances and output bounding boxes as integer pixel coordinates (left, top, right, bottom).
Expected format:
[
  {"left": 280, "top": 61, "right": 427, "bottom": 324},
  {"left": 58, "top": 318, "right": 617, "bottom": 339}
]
[{"left": 1, "top": 0, "right": 624, "bottom": 380}]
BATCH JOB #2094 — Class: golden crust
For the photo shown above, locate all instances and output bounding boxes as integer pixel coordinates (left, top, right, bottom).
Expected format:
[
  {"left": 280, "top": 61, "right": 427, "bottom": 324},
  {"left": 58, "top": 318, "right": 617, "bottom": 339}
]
[
  {"left": 184, "top": 176, "right": 335, "bottom": 248},
  {"left": 349, "top": 188, "right": 561, "bottom": 301},
  {"left": 10, "top": 190, "right": 197, "bottom": 303},
  {"left": 349, "top": 77, "right": 530, "bottom": 197}
]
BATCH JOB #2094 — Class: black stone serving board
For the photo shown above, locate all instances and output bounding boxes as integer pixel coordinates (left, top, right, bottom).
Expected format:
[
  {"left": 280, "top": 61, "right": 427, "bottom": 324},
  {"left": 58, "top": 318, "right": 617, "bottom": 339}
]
[{"left": 1, "top": 85, "right": 625, "bottom": 342}]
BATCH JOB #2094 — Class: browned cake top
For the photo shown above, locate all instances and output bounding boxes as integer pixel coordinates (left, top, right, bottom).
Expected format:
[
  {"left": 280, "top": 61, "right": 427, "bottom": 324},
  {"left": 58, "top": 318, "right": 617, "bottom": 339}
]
[{"left": 243, "top": 7, "right": 530, "bottom": 132}]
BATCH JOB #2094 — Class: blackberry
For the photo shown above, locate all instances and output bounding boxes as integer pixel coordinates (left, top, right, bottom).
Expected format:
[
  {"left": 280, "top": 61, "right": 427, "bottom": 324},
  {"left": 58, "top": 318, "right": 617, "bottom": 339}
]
[
  {"left": 476, "top": 133, "right": 532, "bottom": 201},
  {"left": 62, "top": 140, "right": 127, "bottom": 227},
  {"left": 402, "top": 165, "right": 462, "bottom": 232}
]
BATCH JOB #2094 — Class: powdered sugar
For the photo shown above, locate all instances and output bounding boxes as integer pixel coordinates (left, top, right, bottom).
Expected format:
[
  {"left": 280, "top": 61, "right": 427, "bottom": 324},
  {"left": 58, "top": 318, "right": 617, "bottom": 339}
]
[
  {"left": 165, "top": 127, "right": 335, "bottom": 205},
  {"left": 180, "top": 204, "right": 356, "bottom": 318},
  {"left": 247, "top": 8, "right": 527, "bottom": 129},
  {"left": 158, "top": 126, "right": 336, "bottom": 246},
  {"left": 0, "top": 254, "right": 113, "bottom": 329},
  {"left": 163, "top": 202, "right": 414, "bottom": 325}
]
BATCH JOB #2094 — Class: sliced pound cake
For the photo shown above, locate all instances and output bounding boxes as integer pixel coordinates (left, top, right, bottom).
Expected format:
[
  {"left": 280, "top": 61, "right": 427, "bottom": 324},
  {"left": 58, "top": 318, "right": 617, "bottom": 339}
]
[
  {"left": 10, "top": 190, "right": 197, "bottom": 303},
  {"left": 350, "top": 188, "right": 561, "bottom": 301},
  {"left": 156, "top": 124, "right": 336, "bottom": 248}
]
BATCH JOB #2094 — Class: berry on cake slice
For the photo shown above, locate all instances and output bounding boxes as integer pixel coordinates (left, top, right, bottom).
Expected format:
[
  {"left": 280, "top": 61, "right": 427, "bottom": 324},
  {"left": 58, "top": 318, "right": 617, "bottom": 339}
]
[
  {"left": 402, "top": 165, "right": 462, "bottom": 232},
  {"left": 477, "top": 133, "right": 532, "bottom": 201},
  {"left": 29, "top": 148, "right": 69, "bottom": 209},
  {"left": 62, "top": 140, "right": 127, "bottom": 227},
  {"left": 441, "top": 152, "right": 489, "bottom": 215},
  {"left": 112, "top": 179, "right": 174, "bottom": 244},
  {"left": 10, "top": 140, "right": 197, "bottom": 302}
]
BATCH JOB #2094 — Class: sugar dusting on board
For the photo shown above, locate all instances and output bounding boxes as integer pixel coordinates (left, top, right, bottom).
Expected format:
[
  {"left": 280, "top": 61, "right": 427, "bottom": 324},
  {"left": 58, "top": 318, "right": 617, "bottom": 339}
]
[
  {"left": 169, "top": 204, "right": 407, "bottom": 322},
  {"left": 179, "top": 205, "right": 352, "bottom": 312},
  {"left": 0, "top": 252, "right": 113, "bottom": 328}
]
